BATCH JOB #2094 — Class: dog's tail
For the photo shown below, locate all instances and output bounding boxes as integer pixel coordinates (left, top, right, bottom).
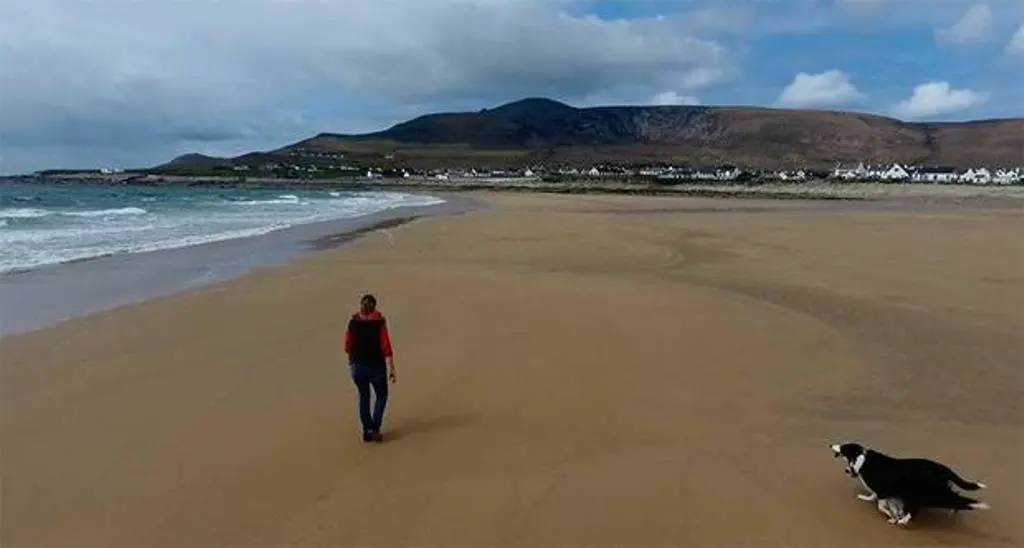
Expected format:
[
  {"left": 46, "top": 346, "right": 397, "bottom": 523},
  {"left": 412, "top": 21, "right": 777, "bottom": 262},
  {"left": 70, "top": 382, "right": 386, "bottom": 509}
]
[
  {"left": 949, "top": 472, "right": 987, "bottom": 491},
  {"left": 938, "top": 492, "right": 990, "bottom": 511}
]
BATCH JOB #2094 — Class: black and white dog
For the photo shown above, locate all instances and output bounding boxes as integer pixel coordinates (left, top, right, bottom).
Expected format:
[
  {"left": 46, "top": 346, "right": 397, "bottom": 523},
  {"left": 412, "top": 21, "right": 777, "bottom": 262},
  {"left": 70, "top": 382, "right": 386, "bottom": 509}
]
[{"left": 830, "top": 442, "right": 990, "bottom": 526}]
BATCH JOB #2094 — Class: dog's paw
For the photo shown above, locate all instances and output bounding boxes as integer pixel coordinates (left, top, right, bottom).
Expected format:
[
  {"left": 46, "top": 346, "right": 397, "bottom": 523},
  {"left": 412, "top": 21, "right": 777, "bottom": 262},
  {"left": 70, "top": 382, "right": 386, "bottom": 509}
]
[
  {"left": 857, "top": 494, "right": 877, "bottom": 501},
  {"left": 897, "top": 514, "right": 912, "bottom": 527}
]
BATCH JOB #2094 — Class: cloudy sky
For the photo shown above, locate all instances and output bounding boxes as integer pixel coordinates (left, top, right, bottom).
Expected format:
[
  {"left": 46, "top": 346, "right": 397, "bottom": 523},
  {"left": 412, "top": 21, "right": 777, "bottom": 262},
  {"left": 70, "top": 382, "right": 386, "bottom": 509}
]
[{"left": 2, "top": 0, "right": 1022, "bottom": 174}]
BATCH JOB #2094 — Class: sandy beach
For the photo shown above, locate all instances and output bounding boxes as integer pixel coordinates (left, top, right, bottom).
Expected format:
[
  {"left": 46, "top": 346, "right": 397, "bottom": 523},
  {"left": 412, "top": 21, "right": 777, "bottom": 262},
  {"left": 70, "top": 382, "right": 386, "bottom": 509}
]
[{"left": 3, "top": 192, "right": 1022, "bottom": 547}]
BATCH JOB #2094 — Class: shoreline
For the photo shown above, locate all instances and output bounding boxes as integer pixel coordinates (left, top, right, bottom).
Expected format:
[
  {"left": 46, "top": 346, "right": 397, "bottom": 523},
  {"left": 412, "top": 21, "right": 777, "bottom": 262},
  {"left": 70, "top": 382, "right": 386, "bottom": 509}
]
[
  {"left": 307, "top": 215, "right": 424, "bottom": 251},
  {"left": 15, "top": 173, "right": 1024, "bottom": 202},
  {"left": 0, "top": 192, "right": 479, "bottom": 337}
]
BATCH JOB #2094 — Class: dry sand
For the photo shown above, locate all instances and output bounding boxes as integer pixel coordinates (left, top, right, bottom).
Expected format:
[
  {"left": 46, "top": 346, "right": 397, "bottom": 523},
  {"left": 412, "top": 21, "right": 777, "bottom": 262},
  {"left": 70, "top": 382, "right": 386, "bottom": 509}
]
[{"left": 3, "top": 192, "right": 1022, "bottom": 547}]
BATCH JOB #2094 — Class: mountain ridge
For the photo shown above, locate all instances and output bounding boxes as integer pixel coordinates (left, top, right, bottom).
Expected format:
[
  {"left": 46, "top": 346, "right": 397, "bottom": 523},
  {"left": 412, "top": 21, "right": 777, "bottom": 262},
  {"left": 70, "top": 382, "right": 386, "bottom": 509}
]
[{"left": 164, "top": 98, "right": 1024, "bottom": 171}]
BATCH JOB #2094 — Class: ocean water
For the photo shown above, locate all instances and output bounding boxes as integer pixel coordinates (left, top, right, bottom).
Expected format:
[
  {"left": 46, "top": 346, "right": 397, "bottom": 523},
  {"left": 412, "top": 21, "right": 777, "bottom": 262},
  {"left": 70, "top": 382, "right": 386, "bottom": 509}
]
[{"left": 0, "top": 179, "right": 445, "bottom": 274}]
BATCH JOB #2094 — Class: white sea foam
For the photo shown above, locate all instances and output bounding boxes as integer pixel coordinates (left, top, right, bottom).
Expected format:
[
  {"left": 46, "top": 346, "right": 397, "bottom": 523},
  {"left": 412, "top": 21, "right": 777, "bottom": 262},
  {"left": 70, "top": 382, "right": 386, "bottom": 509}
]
[
  {"left": 230, "top": 194, "right": 302, "bottom": 206},
  {"left": 0, "top": 190, "right": 446, "bottom": 274},
  {"left": 230, "top": 199, "right": 302, "bottom": 206},
  {"left": 62, "top": 207, "right": 149, "bottom": 217},
  {"left": 0, "top": 208, "right": 51, "bottom": 219},
  {"left": 0, "top": 206, "right": 149, "bottom": 219},
  {"left": 3, "top": 225, "right": 289, "bottom": 273}
]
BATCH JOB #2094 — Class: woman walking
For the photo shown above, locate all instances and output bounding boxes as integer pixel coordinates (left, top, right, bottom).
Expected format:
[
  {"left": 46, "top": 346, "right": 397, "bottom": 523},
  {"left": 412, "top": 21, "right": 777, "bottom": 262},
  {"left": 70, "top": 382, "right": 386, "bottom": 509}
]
[{"left": 343, "top": 294, "right": 397, "bottom": 442}]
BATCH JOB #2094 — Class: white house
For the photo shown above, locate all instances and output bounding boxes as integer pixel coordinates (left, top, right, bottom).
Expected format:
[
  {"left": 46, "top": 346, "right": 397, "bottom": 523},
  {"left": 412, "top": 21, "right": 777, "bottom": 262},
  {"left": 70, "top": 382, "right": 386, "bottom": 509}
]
[
  {"left": 993, "top": 168, "right": 1021, "bottom": 184},
  {"left": 830, "top": 162, "right": 907, "bottom": 181},
  {"left": 831, "top": 162, "right": 864, "bottom": 180},
  {"left": 959, "top": 168, "right": 992, "bottom": 184},
  {"left": 715, "top": 165, "right": 742, "bottom": 181},
  {"left": 879, "top": 163, "right": 910, "bottom": 181},
  {"left": 587, "top": 167, "right": 601, "bottom": 177},
  {"left": 910, "top": 166, "right": 959, "bottom": 183},
  {"left": 776, "top": 169, "right": 807, "bottom": 181},
  {"left": 688, "top": 165, "right": 742, "bottom": 181},
  {"left": 863, "top": 164, "right": 891, "bottom": 179}
]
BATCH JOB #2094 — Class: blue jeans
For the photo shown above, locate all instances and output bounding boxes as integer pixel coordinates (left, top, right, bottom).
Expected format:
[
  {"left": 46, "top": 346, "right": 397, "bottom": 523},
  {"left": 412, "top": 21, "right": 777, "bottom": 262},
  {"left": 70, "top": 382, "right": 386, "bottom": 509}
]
[{"left": 350, "top": 362, "right": 388, "bottom": 433}]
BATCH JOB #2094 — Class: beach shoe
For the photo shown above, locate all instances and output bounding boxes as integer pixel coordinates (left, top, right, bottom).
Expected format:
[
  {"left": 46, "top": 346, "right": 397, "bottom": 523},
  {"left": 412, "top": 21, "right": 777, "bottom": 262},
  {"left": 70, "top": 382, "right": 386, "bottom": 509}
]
[
  {"left": 362, "top": 430, "right": 373, "bottom": 442},
  {"left": 371, "top": 430, "right": 384, "bottom": 443}
]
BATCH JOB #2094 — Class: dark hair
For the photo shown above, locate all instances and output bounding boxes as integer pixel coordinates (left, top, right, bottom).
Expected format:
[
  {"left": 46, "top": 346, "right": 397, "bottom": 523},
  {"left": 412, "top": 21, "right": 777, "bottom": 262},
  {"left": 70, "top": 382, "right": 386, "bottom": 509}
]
[{"left": 360, "top": 294, "right": 377, "bottom": 307}]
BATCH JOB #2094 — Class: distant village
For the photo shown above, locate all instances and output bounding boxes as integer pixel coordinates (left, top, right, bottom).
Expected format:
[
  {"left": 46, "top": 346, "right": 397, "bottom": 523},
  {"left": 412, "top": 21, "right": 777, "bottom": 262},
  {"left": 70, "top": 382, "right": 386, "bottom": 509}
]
[
  {"left": 87, "top": 149, "right": 1024, "bottom": 186},
  {"left": 217, "top": 161, "right": 1023, "bottom": 186}
]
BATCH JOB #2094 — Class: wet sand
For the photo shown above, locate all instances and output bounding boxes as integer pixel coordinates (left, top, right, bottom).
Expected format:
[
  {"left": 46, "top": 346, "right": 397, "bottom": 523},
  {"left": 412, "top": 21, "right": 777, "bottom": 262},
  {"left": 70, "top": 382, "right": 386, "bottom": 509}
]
[{"left": 2, "top": 192, "right": 1022, "bottom": 547}]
